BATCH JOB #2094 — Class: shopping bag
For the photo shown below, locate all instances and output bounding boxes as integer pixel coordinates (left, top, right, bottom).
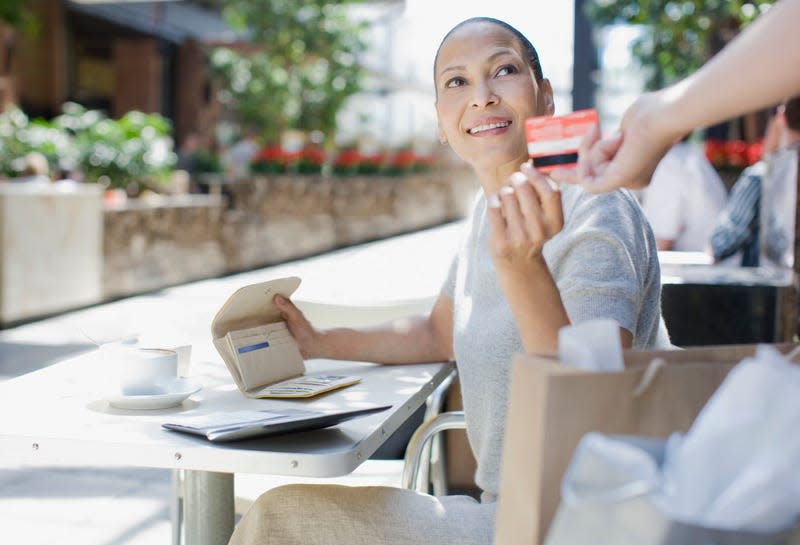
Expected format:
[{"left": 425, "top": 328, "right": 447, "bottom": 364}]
[
  {"left": 543, "top": 435, "right": 800, "bottom": 545},
  {"left": 493, "top": 343, "right": 796, "bottom": 545}
]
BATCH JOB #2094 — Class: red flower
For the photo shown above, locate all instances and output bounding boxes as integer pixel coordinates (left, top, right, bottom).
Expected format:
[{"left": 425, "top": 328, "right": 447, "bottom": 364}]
[
  {"left": 254, "top": 145, "right": 284, "bottom": 163},
  {"left": 390, "top": 149, "right": 416, "bottom": 168},
  {"left": 704, "top": 139, "right": 727, "bottom": 168},
  {"left": 301, "top": 145, "right": 326, "bottom": 166},
  {"left": 746, "top": 140, "right": 763, "bottom": 165},
  {"left": 724, "top": 140, "right": 749, "bottom": 168},
  {"left": 334, "top": 149, "right": 362, "bottom": 168}
]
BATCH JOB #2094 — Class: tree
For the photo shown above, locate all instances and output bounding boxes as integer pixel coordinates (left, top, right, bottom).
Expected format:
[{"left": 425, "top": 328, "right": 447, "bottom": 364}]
[
  {"left": 585, "top": 0, "right": 774, "bottom": 90},
  {"left": 0, "top": 0, "right": 37, "bottom": 33},
  {"left": 211, "top": 0, "right": 367, "bottom": 145}
]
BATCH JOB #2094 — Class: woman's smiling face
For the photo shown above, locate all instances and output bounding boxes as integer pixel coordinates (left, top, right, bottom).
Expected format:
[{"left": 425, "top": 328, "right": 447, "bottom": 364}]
[{"left": 434, "top": 22, "right": 553, "bottom": 175}]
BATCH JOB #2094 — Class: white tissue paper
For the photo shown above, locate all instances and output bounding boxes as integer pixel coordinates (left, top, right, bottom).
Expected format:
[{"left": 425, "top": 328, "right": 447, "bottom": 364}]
[
  {"left": 558, "top": 318, "right": 624, "bottom": 372},
  {"left": 561, "top": 433, "right": 661, "bottom": 503},
  {"left": 657, "top": 345, "right": 800, "bottom": 532}
]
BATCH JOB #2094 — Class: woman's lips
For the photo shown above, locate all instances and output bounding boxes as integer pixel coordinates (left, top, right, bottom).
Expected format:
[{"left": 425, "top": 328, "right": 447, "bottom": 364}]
[{"left": 467, "top": 120, "right": 511, "bottom": 136}]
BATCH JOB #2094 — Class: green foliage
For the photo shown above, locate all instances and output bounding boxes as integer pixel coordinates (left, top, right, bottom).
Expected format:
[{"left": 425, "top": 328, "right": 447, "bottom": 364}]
[
  {"left": 0, "top": 0, "right": 38, "bottom": 34},
  {"left": 212, "top": 0, "right": 367, "bottom": 145},
  {"left": 586, "top": 0, "right": 774, "bottom": 89},
  {"left": 194, "top": 149, "right": 223, "bottom": 173},
  {"left": 0, "top": 107, "right": 73, "bottom": 177},
  {"left": 0, "top": 102, "right": 177, "bottom": 188}
]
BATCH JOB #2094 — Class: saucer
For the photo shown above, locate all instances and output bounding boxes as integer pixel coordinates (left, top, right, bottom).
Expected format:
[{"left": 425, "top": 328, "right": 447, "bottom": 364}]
[{"left": 105, "top": 378, "right": 202, "bottom": 410}]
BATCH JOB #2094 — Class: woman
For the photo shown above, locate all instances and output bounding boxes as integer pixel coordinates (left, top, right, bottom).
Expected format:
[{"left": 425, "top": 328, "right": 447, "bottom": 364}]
[{"left": 229, "top": 17, "right": 669, "bottom": 545}]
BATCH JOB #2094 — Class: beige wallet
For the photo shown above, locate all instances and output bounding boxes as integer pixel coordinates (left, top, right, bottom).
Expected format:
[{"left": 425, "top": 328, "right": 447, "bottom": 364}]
[{"left": 211, "top": 277, "right": 360, "bottom": 398}]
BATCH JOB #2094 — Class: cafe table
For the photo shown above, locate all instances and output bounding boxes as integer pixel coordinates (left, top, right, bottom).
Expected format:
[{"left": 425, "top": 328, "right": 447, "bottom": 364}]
[
  {"left": 658, "top": 262, "right": 794, "bottom": 346},
  {"left": 0, "top": 349, "right": 454, "bottom": 545}
]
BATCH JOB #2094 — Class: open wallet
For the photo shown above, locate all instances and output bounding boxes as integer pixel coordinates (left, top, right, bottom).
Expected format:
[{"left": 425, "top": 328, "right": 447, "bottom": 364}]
[{"left": 211, "top": 276, "right": 360, "bottom": 398}]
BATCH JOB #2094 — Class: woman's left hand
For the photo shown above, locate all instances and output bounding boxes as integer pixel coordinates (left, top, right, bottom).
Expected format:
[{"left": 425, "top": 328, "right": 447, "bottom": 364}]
[{"left": 487, "top": 162, "right": 564, "bottom": 272}]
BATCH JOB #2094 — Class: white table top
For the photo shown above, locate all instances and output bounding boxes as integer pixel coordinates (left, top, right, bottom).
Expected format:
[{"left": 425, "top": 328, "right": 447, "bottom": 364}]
[{"left": 0, "top": 350, "right": 452, "bottom": 478}]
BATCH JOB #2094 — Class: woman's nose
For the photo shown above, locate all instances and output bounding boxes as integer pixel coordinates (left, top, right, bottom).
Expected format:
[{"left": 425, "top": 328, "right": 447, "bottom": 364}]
[{"left": 471, "top": 80, "right": 499, "bottom": 108}]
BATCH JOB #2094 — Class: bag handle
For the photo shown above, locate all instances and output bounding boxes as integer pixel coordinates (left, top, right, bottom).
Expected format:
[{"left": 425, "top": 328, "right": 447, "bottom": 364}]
[{"left": 633, "top": 357, "right": 666, "bottom": 397}]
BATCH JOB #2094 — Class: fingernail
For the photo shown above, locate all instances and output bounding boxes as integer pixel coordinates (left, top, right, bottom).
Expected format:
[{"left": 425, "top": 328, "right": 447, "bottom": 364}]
[
  {"left": 520, "top": 162, "right": 535, "bottom": 174},
  {"left": 509, "top": 171, "right": 528, "bottom": 186},
  {"left": 488, "top": 194, "right": 501, "bottom": 208},
  {"left": 499, "top": 186, "right": 515, "bottom": 196}
]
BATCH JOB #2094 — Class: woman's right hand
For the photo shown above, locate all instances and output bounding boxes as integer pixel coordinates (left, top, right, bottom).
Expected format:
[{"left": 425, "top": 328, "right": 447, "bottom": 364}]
[{"left": 274, "top": 295, "right": 323, "bottom": 359}]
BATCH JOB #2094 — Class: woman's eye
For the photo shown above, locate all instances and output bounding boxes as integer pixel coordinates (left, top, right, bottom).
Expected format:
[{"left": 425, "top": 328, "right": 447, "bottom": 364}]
[
  {"left": 445, "top": 77, "right": 466, "bottom": 88},
  {"left": 496, "top": 65, "right": 517, "bottom": 77}
]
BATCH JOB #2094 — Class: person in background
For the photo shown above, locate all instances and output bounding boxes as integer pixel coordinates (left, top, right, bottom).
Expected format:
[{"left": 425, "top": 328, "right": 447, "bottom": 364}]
[
  {"left": 550, "top": 0, "right": 800, "bottom": 193},
  {"left": 177, "top": 131, "right": 200, "bottom": 175},
  {"left": 640, "top": 137, "right": 728, "bottom": 251},
  {"left": 709, "top": 96, "right": 800, "bottom": 267},
  {"left": 176, "top": 131, "right": 202, "bottom": 194},
  {"left": 225, "top": 129, "right": 259, "bottom": 183},
  {"left": 227, "top": 16, "right": 669, "bottom": 545}
]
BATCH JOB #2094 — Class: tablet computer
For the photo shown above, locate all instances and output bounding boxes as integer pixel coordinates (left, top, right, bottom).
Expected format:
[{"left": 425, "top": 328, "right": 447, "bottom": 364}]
[{"left": 163, "top": 404, "right": 391, "bottom": 443}]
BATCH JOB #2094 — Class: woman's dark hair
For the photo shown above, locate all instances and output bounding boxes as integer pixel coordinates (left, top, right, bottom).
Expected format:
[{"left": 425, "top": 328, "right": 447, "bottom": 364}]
[{"left": 433, "top": 17, "right": 544, "bottom": 84}]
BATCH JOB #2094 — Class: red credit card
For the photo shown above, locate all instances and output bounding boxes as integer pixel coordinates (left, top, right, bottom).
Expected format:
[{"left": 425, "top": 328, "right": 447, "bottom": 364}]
[{"left": 525, "top": 109, "right": 598, "bottom": 172}]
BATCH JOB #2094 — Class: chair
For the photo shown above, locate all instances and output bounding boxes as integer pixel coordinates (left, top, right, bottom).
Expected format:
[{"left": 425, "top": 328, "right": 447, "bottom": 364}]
[{"left": 172, "top": 295, "right": 461, "bottom": 545}]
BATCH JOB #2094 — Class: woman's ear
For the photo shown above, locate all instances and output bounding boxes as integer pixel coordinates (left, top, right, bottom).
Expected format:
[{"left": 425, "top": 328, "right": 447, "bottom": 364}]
[
  {"left": 539, "top": 78, "right": 555, "bottom": 115},
  {"left": 438, "top": 124, "right": 448, "bottom": 145}
]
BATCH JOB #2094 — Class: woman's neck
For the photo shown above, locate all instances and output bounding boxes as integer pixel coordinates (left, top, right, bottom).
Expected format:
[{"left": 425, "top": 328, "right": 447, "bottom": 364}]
[{"left": 474, "top": 154, "right": 528, "bottom": 195}]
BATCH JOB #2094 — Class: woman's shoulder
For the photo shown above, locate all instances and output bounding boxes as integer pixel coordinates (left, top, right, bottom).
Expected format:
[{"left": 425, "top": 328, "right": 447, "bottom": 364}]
[{"left": 560, "top": 183, "right": 645, "bottom": 224}]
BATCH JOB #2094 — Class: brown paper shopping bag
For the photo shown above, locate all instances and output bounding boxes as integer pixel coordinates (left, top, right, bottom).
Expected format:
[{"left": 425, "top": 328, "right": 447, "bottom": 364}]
[{"left": 493, "top": 343, "right": 796, "bottom": 545}]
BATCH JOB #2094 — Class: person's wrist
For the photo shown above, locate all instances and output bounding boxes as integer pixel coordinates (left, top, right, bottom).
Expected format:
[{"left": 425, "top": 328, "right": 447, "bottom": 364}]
[
  {"left": 305, "top": 329, "right": 327, "bottom": 359},
  {"left": 658, "top": 79, "right": 700, "bottom": 142},
  {"left": 493, "top": 252, "right": 549, "bottom": 280}
]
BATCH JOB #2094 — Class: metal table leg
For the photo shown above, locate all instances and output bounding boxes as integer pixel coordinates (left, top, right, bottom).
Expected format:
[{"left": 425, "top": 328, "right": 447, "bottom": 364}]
[{"left": 184, "top": 470, "right": 235, "bottom": 545}]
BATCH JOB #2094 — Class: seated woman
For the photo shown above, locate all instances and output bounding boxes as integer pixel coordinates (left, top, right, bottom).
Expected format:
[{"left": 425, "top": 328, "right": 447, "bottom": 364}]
[{"left": 229, "top": 17, "right": 670, "bottom": 545}]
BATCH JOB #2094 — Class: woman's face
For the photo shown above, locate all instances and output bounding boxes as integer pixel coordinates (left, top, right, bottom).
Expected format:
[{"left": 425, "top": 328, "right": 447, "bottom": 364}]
[{"left": 434, "top": 23, "right": 553, "bottom": 173}]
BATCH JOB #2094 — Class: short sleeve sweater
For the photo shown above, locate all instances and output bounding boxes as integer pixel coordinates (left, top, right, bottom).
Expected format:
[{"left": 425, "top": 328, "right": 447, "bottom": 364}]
[{"left": 442, "top": 183, "right": 671, "bottom": 503}]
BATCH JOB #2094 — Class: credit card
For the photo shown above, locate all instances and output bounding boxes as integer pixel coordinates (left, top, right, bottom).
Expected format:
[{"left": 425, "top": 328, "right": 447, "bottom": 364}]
[{"left": 525, "top": 109, "right": 598, "bottom": 172}]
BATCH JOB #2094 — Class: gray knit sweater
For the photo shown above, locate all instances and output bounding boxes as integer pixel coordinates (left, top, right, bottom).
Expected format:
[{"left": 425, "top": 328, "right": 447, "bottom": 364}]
[{"left": 442, "top": 183, "right": 671, "bottom": 503}]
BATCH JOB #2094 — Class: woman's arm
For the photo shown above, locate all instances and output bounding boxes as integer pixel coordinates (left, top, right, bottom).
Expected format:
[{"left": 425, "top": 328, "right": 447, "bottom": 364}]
[
  {"left": 274, "top": 293, "right": 454, "bottom": 365},
  {"left": 489, "top": 163, "right": 633, "bottom": 352},
  {"left": 487, "top": 164, "right": 568, "bottom": 352},
  {"left": 552, "top": 0, "right": 800, "bottom": 193}
]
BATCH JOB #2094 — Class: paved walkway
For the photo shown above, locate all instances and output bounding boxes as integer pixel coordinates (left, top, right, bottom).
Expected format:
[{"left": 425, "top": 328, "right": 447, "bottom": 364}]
[{"left": 0, "top": 220, "right": 465, "bottom": 545}]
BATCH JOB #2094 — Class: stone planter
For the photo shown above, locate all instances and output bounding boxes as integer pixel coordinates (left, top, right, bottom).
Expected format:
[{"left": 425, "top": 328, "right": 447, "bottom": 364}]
[
  {"left": 0, "top": 183, "right": 103, "bottom": 325},
  {"left": 103, "top": 194, "right": 227, "bottom": 299}
]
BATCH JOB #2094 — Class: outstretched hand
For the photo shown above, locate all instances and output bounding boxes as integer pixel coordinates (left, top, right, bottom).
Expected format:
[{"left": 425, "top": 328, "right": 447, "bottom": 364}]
[
  {"left": 487, "top": 162, "right": 563, "bottom": 272},
  {"left": 274, "top": 294, "right": 322, "bottom": 359},
  {"left": 550, "top": 91, "right": 682, "bottom": 193}
]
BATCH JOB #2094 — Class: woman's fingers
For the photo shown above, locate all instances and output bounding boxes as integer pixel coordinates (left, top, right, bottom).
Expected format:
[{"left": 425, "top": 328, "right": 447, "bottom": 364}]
[
  {"left": 576, "top": 123, "right": 602, "bottom": 182},
  {"left": 499, "top": 182, "right": 533, "bottom": 244},
  {"left": 487, "top": 164, "right": 564, "bottom": 263},
  {"left": 274, "top": 294, "right": 303, "bottom": 322},
  {"left": 486, "top": 193, "right": 508, "bottom": 252},
  {"left": 519, "top": 163, "right": 563, "bottom": 238},
  {"left": 274, "top": 294, "right": 317, "bottom": 358},
  {"left": 549, "top": 124, "right": 617, "bottom": 188}
]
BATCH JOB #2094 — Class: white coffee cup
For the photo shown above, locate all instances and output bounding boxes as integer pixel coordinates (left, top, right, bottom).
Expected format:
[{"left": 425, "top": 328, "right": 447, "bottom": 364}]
[{"left": 115, "top": 347, "right": 178, "bottom": 395}]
